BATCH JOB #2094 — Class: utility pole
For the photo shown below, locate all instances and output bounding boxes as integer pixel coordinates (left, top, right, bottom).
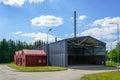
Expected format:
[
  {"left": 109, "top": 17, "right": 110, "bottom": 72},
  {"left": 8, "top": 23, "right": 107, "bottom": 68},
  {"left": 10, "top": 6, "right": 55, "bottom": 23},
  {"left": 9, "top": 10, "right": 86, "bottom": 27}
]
[
  {"left": 46, "top": 28, "right": 52, "bottom": 69},
  {"left": 47, "top": 28, "right": 52, "bottom": 44},
  {"left": 109, "top": 23, "right": 119, "bottom": 71}
]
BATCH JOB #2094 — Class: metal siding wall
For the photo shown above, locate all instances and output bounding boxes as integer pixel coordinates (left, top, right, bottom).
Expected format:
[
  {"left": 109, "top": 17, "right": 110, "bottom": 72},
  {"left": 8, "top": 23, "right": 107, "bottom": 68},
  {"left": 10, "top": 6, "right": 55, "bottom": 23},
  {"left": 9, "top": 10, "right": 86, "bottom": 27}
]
[
  {"left": 49, "top": 40, "right": 66, "bottom": 67},
  {"left": 65, "top": 41, "right": 68, "bottom": 67}
]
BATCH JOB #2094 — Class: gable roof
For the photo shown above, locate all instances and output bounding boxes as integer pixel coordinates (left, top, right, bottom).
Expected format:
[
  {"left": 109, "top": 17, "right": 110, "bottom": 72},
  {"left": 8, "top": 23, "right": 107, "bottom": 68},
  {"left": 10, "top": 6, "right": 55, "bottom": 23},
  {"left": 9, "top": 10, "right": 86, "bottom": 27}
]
[
  {"left": 66, "top": 36, "right": 106, "bottom": 46},
  {"left": 36, "top": 36, "right": 106, "bottom": 49},
  {"left": 22, "top": 49, "right": 47, "bottom": 56}
]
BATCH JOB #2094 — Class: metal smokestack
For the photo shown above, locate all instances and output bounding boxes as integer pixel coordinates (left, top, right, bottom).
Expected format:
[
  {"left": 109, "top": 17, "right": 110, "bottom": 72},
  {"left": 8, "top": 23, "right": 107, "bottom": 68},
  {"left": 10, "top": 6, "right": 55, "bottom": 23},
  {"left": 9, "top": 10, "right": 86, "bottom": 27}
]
[
  {"left": 74, "top": 11, "right": 76, "bottom": 38},
  {"left": 55, "top": 37, "right": 57, "bottom": 42}
]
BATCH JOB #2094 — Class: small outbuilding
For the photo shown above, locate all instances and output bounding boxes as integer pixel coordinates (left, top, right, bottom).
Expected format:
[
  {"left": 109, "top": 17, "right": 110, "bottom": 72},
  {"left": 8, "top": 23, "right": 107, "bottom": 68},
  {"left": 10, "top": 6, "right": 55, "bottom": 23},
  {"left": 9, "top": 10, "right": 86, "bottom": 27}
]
[{"left": 14, "top": 49, "right": 47, "bottom": 66}]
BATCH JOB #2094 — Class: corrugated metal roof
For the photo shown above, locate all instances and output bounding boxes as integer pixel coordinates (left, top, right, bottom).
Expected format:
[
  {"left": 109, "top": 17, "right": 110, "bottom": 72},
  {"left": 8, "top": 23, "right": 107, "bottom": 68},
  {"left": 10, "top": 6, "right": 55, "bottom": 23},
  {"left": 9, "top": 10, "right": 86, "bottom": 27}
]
[
  {"left": 66, "top": 36, "right": 105, "bottom": 44},
  {"left": 22, "top": 49, "right": 47, "bottom": 56},
  {"left": 37, "top": 36, "right": 105, "bottom": 47},
  {"left": 66, "top": 36, "right": 106, "bottom": 47}
]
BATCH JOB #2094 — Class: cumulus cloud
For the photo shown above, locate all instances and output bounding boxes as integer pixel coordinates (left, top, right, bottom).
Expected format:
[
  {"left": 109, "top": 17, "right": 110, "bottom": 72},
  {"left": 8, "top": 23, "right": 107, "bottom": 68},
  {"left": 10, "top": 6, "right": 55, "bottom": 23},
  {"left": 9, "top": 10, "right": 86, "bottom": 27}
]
[
  {"left": 92, "top": 17, "right": 120, "bottom": 27},
  {"left": 0, "top": 0, "right": 45, "bottom": 6},
  {"left": 79, "top": 27, "right": 116, "bottom": 39},
  {"left": 31, "top": 15, "right": 63, "bottom": 27},
  {"left": 49, "top": 0, "right": 60, "bottom": 3},
  {"left": 14, "top": 32, "right": 61, "bottom": 43},
  {"left": 79, "top": 15, "right": 87, "bottom": 21},
  {"left": 78, "top": 17, "right": 120, "bottom": 40},
  {"left": 0, "top": 0, "right": 25, "bottom": 6},
  {"left": 14, "top": 31, "right": 23, "bottom": 35},
  {"left": 70, "top": 15, "right": 87, "bottom": 21},
  {"left": 107, "top": 40, "right": 117, "bottom": 47},
  {"left": 29, "top": 0, "right": 44, "bottom": 3},
  {"left": 106, "top": 40, "right": 117, "bottom": 51}
]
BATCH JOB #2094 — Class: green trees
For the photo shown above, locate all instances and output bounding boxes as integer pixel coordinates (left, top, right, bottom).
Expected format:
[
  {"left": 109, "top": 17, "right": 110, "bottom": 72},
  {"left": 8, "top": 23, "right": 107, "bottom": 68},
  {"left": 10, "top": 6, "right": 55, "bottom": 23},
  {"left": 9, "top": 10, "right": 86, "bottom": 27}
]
[
  {"left": 0, "top": 39, "right": 45, "bottom": 63},
  {"left": 34, "top": 40, "right": 45, "bottom": 48},
  {"left": 106, "top": 42, "right": 120, "bottom": 62}
]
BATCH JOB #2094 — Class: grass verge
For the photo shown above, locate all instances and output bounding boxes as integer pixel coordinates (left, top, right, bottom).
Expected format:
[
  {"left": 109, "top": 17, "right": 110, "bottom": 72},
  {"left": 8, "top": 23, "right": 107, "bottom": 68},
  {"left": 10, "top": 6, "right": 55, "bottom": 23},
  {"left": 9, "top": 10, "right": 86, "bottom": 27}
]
[
  {"left": 7, "top": 63, "right": 67, "bottom": 72},
  {"left": 106, "top": 61, "right": 120, "bottom": 67},
  {"left": 81, "top": 71, "right": 120, "bottom": 80}
]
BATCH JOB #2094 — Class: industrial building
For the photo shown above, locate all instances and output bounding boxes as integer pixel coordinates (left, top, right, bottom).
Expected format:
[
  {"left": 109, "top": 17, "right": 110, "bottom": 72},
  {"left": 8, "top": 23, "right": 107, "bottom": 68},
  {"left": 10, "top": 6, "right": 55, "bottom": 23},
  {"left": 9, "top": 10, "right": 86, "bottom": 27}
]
[
  {"left": 37, "top": 36, "right": 106, "bottom": 67},
  {"left": 14, "top": 49, "right": 47, "bottom": 66}
]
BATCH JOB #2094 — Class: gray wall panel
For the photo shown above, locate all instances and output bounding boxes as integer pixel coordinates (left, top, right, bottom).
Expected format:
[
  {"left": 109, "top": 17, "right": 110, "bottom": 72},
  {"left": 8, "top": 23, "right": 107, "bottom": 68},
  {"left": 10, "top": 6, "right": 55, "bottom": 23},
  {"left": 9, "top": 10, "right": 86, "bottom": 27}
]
[{"left": 49, "top": 40, "right": 66, "bottom": 67}]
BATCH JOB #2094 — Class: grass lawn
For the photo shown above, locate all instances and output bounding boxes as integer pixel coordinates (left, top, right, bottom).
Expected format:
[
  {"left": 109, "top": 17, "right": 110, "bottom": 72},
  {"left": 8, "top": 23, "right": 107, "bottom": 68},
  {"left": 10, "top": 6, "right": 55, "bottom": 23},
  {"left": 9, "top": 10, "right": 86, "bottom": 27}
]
[
  {"left": 106, "top": 61, "right": 120, "bottom": 67},
  {"left": 81, "top": 71, "right": 120, "bottom": 80},
  {"left": 7, "top": 63, "right": 67, "bottom": 72},
  {"left": 81, "top": 61, "right": 120, "bottom": 80}
]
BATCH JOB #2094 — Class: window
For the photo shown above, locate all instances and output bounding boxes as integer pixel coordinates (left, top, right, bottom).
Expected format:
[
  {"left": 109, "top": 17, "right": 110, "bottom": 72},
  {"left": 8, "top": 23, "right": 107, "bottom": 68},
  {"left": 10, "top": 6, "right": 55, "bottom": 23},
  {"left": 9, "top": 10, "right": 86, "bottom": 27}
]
[
  {"left": 43, "top": 60, "right": 46, "bottom": 63},
  {"left": 38, "top": 60, "right": 42, "bottom": 63}
]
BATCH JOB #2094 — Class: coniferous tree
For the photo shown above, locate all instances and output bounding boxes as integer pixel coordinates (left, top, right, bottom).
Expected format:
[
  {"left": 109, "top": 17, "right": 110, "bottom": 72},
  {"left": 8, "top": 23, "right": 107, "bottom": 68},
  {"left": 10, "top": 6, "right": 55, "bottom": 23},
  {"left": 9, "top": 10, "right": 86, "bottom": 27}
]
[{"left": 0, "top": 39, "right": 45, "bottom": 63}]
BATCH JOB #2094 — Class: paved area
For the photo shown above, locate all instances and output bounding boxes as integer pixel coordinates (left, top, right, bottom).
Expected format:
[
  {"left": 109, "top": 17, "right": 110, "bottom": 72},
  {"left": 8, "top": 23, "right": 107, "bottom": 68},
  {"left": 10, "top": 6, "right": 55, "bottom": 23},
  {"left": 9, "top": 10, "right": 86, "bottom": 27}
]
[{"left": 0, "top": 65, "right": 117, "bottom": 80}]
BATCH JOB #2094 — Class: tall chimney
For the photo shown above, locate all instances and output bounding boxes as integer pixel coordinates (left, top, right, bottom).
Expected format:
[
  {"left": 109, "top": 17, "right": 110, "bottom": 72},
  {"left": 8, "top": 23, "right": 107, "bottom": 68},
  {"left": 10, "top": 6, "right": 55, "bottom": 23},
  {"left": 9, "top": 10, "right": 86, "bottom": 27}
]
[
  {"left": 55, "top": 37, "right": 57, "bottom": 42},
  {"left": 74, "top": 11, "right": 76, "bottom": 38}
]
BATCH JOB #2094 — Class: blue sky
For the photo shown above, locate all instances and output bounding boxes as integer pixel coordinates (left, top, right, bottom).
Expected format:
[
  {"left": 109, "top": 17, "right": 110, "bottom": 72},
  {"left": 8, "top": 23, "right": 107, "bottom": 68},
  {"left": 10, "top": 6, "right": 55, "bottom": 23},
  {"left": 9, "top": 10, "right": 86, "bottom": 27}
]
[{"left": 0, "top": 0, "right": 120, "bottom": 50}]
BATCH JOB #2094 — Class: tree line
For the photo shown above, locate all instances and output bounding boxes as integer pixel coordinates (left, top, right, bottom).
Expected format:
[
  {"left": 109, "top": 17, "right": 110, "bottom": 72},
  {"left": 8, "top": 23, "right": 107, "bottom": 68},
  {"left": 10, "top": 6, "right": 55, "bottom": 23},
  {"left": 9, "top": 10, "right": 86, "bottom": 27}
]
[
  {"left": 0, "top": 39, "right": 45, "bottom": 63},
  {"left": 1, "top": 38, "right": 119, "bottom": 64},
  {"left": 106, "top": 42, "right": 120, "bottom": 62}
]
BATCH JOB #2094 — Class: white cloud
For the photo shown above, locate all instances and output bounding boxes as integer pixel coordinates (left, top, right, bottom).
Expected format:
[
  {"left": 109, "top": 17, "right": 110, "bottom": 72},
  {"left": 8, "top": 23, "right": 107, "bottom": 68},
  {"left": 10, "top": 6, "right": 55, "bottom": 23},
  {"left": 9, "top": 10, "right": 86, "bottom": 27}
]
[
  {"left": 22, "top": 32, "right": 47, "bottom": 41},
  {"left": 92, "top": 17, "right": 120, "bottom": 27},
  {"left": 0, "top": 0, "right": 45, "bottom": 6},
  {"left": 106, "top": 40, "right": 117, "bottom": 51},
  {"left": 70, "top": 15, "right": 87, "bottom": 21},
  {"left": 14, "top": 31, "right": 23, "bottom": 35},
  {"left": 31, "top": 15, "right": 63, "bottom": 28},
  {"left": 80, "top": 28, "right": 103, "bottom": 39},
  {"left": 14, "top": 32, "right": 61, "bottom": 43},
  {"left": 49, "top": 0, "right": 60, "bottom": 3},
  {"left": 79, "top": 15, "right": 87, "bottom": 21},
  {"left": 79, "top": 27, "right": 116, "bottom": 39},
  {"left": 29, "top": 0, "right": 44, "bottom": 3},
  {"left": 0, "top": 0, "right": 25, "bottom": 6},
  {"left": 70, "top": 17, "right": 73, "bottom": 20},
  {"left": 78, "top": 17, "right": 120, "bottom": 40}
]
